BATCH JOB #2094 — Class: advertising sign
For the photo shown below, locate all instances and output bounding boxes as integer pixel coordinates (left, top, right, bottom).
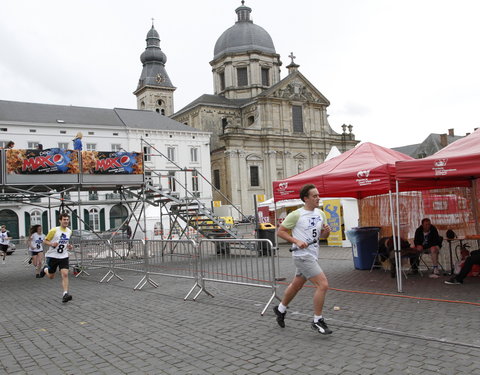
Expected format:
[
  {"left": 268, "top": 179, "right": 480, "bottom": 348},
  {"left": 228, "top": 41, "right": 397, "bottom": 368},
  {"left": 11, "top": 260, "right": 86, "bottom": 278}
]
[
  {"left": 323, "top": 199, "right": 343, "bottom": 246},
  {"left": 82, "top": 151, "right": 143, "bottom": 174},
  {"left": 6, "top": 149, "right": 79, "bottom": 174}
]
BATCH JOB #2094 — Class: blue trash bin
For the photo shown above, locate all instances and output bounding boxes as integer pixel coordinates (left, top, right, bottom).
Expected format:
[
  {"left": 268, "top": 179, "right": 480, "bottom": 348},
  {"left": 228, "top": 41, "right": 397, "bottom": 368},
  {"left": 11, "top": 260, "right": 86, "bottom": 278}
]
[{"left": 346, "top": 227, "right": 381, "bottom": 270}]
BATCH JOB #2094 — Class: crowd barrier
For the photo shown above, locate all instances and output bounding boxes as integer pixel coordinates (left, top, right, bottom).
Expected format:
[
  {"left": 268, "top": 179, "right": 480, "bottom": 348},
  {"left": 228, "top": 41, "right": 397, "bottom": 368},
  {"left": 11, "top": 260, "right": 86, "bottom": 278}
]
[{"left": 72, "top": 238, "right": 278, "bottom": 314}]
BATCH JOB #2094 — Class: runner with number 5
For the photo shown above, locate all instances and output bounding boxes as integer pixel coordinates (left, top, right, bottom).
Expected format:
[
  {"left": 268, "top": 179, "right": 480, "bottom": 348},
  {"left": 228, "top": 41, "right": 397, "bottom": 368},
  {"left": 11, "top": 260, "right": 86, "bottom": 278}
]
[{"left": 39, "top": 213, "right": 74, "bottom": 303}]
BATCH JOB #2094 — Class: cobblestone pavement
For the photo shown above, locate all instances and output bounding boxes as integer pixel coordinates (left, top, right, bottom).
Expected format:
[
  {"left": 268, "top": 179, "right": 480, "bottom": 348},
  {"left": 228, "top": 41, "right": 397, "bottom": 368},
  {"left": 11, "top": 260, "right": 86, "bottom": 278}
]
[{"left": 0, "top": 245, "right": 479, "bottom": 375}]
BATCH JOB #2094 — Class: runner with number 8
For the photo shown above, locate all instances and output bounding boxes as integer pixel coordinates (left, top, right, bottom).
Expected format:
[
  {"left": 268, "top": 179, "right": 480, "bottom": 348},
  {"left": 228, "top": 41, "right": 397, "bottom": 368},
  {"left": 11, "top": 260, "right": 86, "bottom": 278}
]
[{"left": 39, "top": 212, "right": 74, "bottom": 303}]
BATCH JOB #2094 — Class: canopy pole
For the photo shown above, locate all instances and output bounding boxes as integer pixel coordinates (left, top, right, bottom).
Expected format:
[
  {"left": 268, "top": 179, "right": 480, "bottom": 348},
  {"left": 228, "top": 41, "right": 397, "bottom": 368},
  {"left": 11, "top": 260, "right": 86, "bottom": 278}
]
[
  {"left": 472, "top": 179, "right": 480, "bottom": 235},
  {"left": 395, "top": 180, "right": 403, "bottom": 292},
  {"left": 389, "top": 190, "right": 401, "bottom": 292}
]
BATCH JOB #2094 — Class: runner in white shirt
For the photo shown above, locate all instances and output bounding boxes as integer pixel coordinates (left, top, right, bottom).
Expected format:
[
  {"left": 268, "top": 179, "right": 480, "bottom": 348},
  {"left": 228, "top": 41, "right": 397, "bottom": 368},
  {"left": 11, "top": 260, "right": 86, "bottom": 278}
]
[
  {"left": 0, "top": 225, "right": 12, "bottom": 265},
  {"left": 39, "top": 213, "right": 73, "bottom": 303},
  {"left": 27, "top": 225, "right": 45, "bottom": 278},
  {"left": 273, "top": 184, "right": 333, "bottom": 334}
]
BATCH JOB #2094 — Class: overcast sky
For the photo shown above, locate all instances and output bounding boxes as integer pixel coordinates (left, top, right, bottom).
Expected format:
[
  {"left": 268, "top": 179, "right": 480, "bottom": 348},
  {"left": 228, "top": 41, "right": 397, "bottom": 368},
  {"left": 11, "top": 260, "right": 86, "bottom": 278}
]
[{"left": 1, "top": 0, "right": 479, "bottom": 148}]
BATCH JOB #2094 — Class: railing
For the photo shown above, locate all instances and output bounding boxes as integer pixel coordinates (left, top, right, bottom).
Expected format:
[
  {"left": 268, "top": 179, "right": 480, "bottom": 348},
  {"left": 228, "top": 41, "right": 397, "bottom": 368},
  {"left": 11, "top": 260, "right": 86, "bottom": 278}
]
[{"left": 72, "top": 238, "right": 278, "bottom": 314}]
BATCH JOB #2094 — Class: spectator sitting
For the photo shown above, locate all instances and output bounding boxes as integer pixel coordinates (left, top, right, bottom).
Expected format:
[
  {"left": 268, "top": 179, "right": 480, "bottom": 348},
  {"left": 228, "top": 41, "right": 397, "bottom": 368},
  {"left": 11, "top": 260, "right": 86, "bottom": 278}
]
[
  {"left": 379, "top": 236, "right": 418, "bottom": 277},
  {"left": 445, "top": 249, "right": 480, "bottom": 285},
  {"left": 73, "top": 132, "right": 83, "bottom": 151},
  {"left": 414, "top": 218, "right": 442, "bottom": 277}
]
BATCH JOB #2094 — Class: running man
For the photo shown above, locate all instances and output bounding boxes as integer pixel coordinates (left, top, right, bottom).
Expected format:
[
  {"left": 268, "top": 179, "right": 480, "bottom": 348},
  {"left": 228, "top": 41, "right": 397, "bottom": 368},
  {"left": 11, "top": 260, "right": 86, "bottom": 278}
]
[
  {"left": 39, "top": 213, "right": 73, "bottom": 303},
  {"left": 0, "top": 225, "right": 12, "bottom": 264},
  {"left": 27, "top": 225, "right": 45, "bottom": 278},
  {"left": 273, "top": 184, "right": 332, "bottom": 334}
]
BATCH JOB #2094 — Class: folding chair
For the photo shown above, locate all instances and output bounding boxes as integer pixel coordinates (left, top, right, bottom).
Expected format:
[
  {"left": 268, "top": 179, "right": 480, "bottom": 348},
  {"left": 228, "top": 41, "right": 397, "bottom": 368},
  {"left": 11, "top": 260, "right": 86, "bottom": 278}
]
[{"left": 418, "top": 236, "right": 446, "bottom": 274}]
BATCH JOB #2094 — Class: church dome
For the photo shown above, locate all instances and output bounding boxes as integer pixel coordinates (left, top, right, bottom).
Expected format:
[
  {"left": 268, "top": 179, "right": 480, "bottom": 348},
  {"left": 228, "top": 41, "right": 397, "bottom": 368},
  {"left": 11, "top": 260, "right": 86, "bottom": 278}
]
[{"left": 213, "top": 2, "right": 276, "bottom": 60}]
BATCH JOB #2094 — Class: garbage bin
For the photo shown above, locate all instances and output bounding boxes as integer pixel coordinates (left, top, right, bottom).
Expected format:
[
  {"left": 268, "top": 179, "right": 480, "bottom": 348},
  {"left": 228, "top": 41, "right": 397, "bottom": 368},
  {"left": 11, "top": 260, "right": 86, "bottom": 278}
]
[
  {"left": 257, "top": 223, "right": 276, "bottom": 256},
  {"left": 346, "top": 226, "right": 381, "bottom": 270}
]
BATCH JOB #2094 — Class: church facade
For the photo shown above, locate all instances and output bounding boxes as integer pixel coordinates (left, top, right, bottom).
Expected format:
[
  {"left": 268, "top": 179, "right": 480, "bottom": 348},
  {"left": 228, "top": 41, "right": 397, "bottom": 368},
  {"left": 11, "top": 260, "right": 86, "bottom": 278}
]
[{"left": 135, "top": 2, "right": 359, "bottom": 214}]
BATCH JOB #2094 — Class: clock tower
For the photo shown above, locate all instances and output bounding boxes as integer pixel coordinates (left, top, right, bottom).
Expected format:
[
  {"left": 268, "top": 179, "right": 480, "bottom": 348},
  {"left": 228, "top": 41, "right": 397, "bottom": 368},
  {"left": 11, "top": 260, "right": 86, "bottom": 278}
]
[{"left": 134, "top": 23, "right": 176, "bottom": 116}]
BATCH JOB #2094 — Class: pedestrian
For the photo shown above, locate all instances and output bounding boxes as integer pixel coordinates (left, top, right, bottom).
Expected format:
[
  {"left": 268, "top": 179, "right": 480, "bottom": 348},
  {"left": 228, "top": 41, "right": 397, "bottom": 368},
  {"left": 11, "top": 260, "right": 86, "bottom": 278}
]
[
  {"left": 0, "top": 225, "right": 12, "bottom": 264},
  {"left": 5, "top": 141, "right": 15, "bottom": 149},
  {"left": 37, "top": 144, "right": 43, "bottom": 151},
  {"left": 72, "top": 132, "right": 83, "bottom": 151},
  {"left": 273, "top": 184, "right": 332, "bottom": 334},
  {"left": 27, "top": 224, "right": 45, "bottom": 278},
  {"left": 39, "top": 212, "right": 74, "bottom": 302}
]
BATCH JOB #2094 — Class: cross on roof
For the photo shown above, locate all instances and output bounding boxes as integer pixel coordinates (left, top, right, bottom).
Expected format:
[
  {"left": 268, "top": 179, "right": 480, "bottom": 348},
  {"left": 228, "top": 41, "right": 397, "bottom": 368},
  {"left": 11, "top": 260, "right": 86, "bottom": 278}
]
[{"left": 288, "top": 52, "right": 296, "bottom": 64}]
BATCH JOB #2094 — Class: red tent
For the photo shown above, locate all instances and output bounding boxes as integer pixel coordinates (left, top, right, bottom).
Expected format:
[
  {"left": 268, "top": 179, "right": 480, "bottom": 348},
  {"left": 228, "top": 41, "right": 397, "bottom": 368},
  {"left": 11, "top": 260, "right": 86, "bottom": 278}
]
[
  {"left": 395, "top": 128, "right": 480, "bottom": 188},
  {"left": 273, "top": 142, "right": 414, "bottom": 201}
]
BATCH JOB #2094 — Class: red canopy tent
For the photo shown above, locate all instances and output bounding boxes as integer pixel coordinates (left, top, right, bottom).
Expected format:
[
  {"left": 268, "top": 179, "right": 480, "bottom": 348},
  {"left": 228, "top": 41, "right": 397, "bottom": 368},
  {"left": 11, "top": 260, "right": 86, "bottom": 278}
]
[
  {"left": 273, "top": 142, "right": 414, "bottom": 201},
  {"left": 396, "top": 128, "right": 480, "bottom": 188}
]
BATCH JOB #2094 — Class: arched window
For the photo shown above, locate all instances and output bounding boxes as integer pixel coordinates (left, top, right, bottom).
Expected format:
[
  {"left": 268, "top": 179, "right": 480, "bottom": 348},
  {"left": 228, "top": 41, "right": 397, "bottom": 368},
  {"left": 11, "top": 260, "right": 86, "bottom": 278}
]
[
  {"left": 31, "top": 210, "right": 42, "bottom": 225},
  {"left": 89, "top": 208, "right": 100, "bottom": 231}
]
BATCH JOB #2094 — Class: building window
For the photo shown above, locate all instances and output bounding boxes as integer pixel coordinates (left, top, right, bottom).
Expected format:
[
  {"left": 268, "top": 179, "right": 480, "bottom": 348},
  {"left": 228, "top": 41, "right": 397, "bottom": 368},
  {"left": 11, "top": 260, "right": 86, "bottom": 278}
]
[
  {"left": 213, "top": 169, "right": 221, "bottom": 189},
  {"left": 88, "top": 132, "right": 94, "bottom": 135},
  {"left": 161, "top": 109, "right": 165, "bottom": 115},
  {"left": 167, "top": 147, "right": 176, "bottom": 161},
  {"left": 0, "top": 141, "right": 8, "bottom": 148},
  {"left": 86, "top": 143, "right": 96, "bottom": 151},
  {"left": 222, "top": 118, "right": 228, "bottom": 134},
  {"left": 261, "top": 68, "right": 269, "bottom": 86},
  {"left": 89, "top": 208, "right": 100, "bottom": 231},
  {"left": 143, "top": 146, "right": 151, "bottom": 162},
  {"left": 31, "top": 210, "right": 42, "bottom": 225},
  {"left": 292, "top": 105, "right": 304, "bottom": 133},
  {"left": 250, "top": 166, "right": 259, "bottom": 187},
  {"left": 58, "top": 142, "right": 69, "bottom": 149},
  {"left": 60, "top": 130, "right": 66, "bottom": 134},
  {"left": 168, "top": 171, "right": 176, "bottom": 191},
  {"left": 28, "top": 142, "right": 39, "bottom": 149},
  {"left": 111, "top": 144, "right": 122, "bottom": 152},
  {"left": 192, "top": 170, "right": 199, "bottom": 192},
  {"left": 190, "top": 147, "right": 198, "bottom": 162},
  {"left": 237, "top": 67, "right": 248, "bottom": 86},
  {"left": 247, "top": 116, "right": 255, "bottom": 126},
  {"left": 219, "top": 72, "right": 225, "bottom": 91},
  {"left": 29, "top": 129, "right": 36, "bottom": 133}
]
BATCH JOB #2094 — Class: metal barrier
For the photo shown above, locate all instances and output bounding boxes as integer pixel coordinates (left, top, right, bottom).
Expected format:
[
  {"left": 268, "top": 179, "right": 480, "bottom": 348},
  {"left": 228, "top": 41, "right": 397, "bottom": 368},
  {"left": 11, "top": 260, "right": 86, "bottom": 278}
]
[
  {"left": 190, "top": 238, "right": 279, "bottom": 315},
  {"left": 71, "top": 239, "right": 112, "bottom": 277},
  {"left": 72, "top": 238, "right": 280, "bottom": 314},
  {"left": 138, "top": 239, "right": 198, "bottom": 292}
]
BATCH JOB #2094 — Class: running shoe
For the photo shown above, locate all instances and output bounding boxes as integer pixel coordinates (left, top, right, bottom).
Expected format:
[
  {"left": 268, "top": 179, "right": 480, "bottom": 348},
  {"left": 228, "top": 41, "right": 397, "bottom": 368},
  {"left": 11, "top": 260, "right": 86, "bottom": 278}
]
[
  {"left": 311, "top": 318, "right": 332, "bottom": 334},
  {"left": 444, "top": 278, "right": 462, "bottom": 285},
  {"left": 62, "top": 293, "right": 73, "bottom": 303},
  {"left": 273, "top": 306, "right": 286, "bottom": 328},
  {"left": 39, "top": 266, "right": 47, "bottom": 278}
]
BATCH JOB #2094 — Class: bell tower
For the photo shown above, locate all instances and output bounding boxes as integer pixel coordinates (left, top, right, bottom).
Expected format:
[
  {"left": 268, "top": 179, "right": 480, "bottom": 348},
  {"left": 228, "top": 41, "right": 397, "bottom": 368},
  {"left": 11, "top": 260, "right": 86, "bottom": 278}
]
[{"left": 134, "top": 22, "right": 176, "bottom": 115}]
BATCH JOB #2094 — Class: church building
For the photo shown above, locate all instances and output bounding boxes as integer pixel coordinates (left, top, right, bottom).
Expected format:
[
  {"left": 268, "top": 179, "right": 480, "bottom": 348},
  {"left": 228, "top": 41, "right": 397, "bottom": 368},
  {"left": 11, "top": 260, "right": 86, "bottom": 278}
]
[{"left": 135, "top": 2, "right": 359, "bottom": 214}]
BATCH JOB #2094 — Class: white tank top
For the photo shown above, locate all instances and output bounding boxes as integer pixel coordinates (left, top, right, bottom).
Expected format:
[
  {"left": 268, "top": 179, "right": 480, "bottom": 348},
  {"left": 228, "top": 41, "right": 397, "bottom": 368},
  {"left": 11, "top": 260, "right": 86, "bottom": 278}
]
[
  {"left": 0, "top": 231, "right": 10, "bottom": 246},
  {"left": 45, "top": 227, "right": 71, "bottom": 259},
  {"left": 30, "top": 232, "right": 44, "bottom": 252}
]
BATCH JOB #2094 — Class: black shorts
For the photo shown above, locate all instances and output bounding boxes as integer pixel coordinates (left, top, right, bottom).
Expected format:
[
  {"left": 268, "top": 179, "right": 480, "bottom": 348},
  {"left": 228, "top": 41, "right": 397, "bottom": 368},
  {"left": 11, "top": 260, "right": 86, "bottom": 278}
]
[
  {"left": 0, "top": 244, "right": 8, "bottom": 252},
  {"left": 46, "top": 257, "right": 69, "bottom": 273},
  {"left": 31, "top": 251, "right": 43, "bottom": 256}
]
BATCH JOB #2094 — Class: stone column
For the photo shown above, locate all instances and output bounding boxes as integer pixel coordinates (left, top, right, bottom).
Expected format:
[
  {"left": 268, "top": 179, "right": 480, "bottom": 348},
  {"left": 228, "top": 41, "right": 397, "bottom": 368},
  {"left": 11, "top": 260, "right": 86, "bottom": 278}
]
[{"left": 264, "top": 150, "right": 277, "bottom": 198}]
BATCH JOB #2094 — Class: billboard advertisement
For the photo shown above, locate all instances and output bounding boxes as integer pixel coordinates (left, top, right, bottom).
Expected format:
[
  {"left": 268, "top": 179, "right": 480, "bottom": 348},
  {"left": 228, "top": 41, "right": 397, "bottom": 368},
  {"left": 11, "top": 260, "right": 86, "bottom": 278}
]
[
  {"left": 82, "top": 151, "right": 143, "bottom": 175},
  {"left": 6, "top": 149, "right": 79, "bottom": 174}
]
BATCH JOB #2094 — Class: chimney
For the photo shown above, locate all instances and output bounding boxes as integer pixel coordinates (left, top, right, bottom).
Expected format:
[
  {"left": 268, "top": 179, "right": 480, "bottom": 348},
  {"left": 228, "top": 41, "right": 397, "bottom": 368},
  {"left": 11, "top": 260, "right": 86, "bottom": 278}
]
[
  {"left": 440, "top": 133, "right": 448, "bottom": 147},
  {"left": 448, "top": 128, "right": 454, "bottom": 136}
]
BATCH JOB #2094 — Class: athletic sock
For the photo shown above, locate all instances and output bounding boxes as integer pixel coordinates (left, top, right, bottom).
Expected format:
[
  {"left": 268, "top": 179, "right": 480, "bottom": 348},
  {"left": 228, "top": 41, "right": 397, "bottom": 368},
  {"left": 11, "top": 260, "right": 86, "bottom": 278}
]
[
  {"left": 314, "top": 315, "right": 323, "bottom": 323},
  {"left": 278, "top": 303, "right": 287, "bottom": 313},
  {"left": 63, "top": 291, "right": 68, "bottom": 296}
]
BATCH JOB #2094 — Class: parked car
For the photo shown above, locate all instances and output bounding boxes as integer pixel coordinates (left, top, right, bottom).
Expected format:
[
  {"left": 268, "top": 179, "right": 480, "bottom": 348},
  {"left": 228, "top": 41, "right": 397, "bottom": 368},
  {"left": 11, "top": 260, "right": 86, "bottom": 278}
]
[
  {"left": 100, "top": 228, "right": 129, "bottom": 241},
  {"left": 6, "top": 242, "right": 16, "bottom": 255},
  {"left": 71, "top": 230, "right": 99, "bottom": 242}
]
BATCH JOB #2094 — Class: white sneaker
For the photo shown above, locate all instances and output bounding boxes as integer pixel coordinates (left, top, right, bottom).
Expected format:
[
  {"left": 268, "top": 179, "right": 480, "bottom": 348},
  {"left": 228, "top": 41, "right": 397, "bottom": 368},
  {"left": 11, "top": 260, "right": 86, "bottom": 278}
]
[
  {"left": 429, "top": 273, "right": 439, "bottom": 279},
  {"left": 433, "top": 267, "right": 440, "bottom": 275}
]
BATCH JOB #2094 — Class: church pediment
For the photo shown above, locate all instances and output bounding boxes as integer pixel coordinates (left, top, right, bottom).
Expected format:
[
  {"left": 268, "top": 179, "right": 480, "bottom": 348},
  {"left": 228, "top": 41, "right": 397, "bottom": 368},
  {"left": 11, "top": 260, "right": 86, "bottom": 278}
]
[{"left": 262, "top": 72, "right": 330, "bottom": 105}]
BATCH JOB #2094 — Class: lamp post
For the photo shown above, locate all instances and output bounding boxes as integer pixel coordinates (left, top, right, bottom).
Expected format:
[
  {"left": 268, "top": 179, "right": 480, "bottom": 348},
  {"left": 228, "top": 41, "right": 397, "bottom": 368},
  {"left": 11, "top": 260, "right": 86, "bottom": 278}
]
[{"left": 341, "top": 124, "right": 347, "bottom": 152}]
